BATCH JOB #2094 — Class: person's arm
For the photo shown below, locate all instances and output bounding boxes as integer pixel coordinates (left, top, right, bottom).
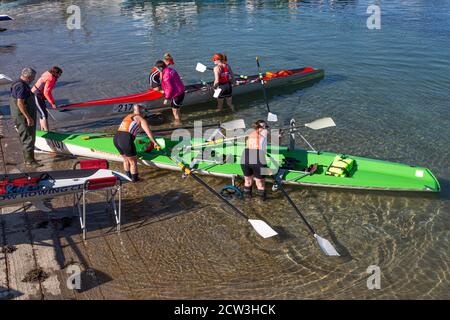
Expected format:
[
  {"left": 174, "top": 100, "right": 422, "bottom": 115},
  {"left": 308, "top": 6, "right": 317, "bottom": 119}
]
[
  {"left": 17, "top": 99, "right": 34, "bottom": 126},
  {"left": 213, "top": 66, "right": 221, "bottom": 88},
  {"left": 43, "top": 78, "right": 57, "bottom": 107},
  {"left": 138, "top": 116, "right": 159, "bottom": 147}
]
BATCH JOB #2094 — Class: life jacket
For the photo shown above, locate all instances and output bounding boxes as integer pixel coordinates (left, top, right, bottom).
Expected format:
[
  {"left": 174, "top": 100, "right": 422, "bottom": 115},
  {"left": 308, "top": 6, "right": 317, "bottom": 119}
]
[
  {"left": 31, "top": 71, "right": 57, "bottom": 105},
  {"left": 218, "top": 64, "right": 231, "bottom": 84},
  {"left": 118, "top": 114, "right": 140, "bottom": 136},
  {"left": 246, "top": 130, "right": 267, "bottom": 150},
  {"left": 326, "top": 155, "right": 355, "bottom": 177}
]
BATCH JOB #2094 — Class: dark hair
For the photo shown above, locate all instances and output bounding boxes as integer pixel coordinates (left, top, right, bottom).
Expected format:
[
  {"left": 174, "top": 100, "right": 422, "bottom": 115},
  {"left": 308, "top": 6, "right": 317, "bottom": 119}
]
[
  {"left": 252, "top": 120, "right": 268, "bottom": 130},
  {"left": 155, "top": 60, "right": 166, "bottom": 70},
  {"left": 49, "top": 66, "right": 63, "bottom": 77}
]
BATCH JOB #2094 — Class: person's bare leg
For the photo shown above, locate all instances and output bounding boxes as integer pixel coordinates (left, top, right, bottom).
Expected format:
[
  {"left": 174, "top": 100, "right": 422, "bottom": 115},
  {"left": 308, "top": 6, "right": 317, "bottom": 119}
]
[
  {"left": 122, "top": 155, "right": 130, "bottom": 172},
  {"left": 243, "top": 176, "right": 253, "bottom": 197},
  {"left": 255, "top": 178, "right": 266, "bottom": 200},
  {"left": 217, "top": 99, "right": 224, "bottom": 111},
  {"left": 129, "top": 156, "right": 138, "bottom": 174},
  {"left": 244, "top": 176, "right": 254, "bottom": 188},
  {"left": 226, "top": 97, "right": 235, "bottom": 112},
  {"left": 40, "top": 118, "right": 49, "bottom": 131},
  {"left": 255, "top": 178, "right": 265, "bottom": 191},
  {"left": 172, "top": 108, "right": 181, "bottom": 125}
]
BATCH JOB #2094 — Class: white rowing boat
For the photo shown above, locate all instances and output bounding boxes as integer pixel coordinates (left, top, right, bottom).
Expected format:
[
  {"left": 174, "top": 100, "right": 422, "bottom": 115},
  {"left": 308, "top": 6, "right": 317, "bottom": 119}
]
[{"left": 0, "top": 168, "right": 130, "bottom": 209}]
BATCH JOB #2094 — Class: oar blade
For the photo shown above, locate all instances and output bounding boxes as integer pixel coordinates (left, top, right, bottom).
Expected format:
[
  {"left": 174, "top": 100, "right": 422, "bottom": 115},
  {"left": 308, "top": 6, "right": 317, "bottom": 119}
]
[
  {"left": 314, "top": 234, "right": 340, "bottom": 256},
  {"left": 267, "top": 112, "right": 278, "bottom": 122},
  {"left": 0, "top": 15, "right": 13, "bottom": 21},
  {"left": 0, "top": 74, "right": 13, "bottom": 82},
  {"left": 248, "top": 219, "right": 278, "bottom": 238},
  {"left": 196, "top": 62, "right": 208, "bottom": 73},
  {"left": 155, "top": 138, "right": 166, "bottom": 149},
  {"left": 221, "top": 119, "right": 246, "bottom": 131},
  {"left": 305, "top": 117, "right": 336, "bottom": 130}
]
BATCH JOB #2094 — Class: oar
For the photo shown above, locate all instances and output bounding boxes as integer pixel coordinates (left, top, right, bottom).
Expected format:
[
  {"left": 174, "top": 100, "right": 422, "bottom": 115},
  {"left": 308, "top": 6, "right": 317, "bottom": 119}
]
[
  {"left": 196, "top": 62, "right": 248, "bottom": 79},
  {"left": 80, "top": 119, "right": 246, "bottom": 141},
  {"left": 275, "top": 176, "right": 339, "bottom": 256},
  {"left": 0, "top": 74, "right": 13, "bottom": 83},
  {"left": 196, "top": 62, "right": 213, "bottom": 73},
  {"left": 283, "top": 117, "right": 336, "bottom": 152},
  {"left": 256, "top": 57, "right": 278, "bottom": 122},
  {"left": 164, "top": 151, "right": 277, "bottom": 239},
  {"left": 0, "top": 15, "right": 13, "bottom": 22}
]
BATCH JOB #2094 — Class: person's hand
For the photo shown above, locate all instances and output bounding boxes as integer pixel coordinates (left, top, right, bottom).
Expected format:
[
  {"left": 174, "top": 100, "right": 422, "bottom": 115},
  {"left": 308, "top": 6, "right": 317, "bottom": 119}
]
[
  {"left": 154, "top": 143, "right": 161, "bottom": 151},
  {"left": 163, "top": 99, "right": 169, "bottom": 105},
  {"left": 51, "top": 104, "right": 57, "bottom": 109},
  {"left": 26, "top": 116, "right": 34, "bottom": 127}
]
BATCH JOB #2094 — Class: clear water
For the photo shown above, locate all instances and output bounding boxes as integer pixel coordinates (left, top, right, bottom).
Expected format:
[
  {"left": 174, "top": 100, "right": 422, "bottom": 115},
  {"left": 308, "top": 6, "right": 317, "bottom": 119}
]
[{"left": 0, "top": 0, "right": 449, "bottom": 299}]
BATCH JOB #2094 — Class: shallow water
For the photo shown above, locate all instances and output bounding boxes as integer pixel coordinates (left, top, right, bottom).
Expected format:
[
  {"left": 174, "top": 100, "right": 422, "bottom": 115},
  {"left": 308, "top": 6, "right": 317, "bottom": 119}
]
[{"left": 0, "top": 0, "right": 449, "bottom": 299}]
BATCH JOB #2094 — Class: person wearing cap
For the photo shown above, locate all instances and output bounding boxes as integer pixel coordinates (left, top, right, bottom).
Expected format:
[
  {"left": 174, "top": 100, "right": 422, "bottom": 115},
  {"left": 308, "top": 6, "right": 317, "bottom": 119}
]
[
  {"left": 113, "top": 104, "right": 160, "bottom": 182},
  {"left": 149, "top": 53, "right": 175, "bottom": 90},
  {"left": 9, "top": 67, "right": 42, "bottom": 168},
  {"left": 156, "top": 60, "right": 185, "bottom": 125},
  {"left": 212, "top": 53, "right": 235, "bottom": 112},
  {"left": 32, "top": 66, "right": 63, "bottom": 131},
  {"left": 240, "top": 120, "right": 270, "bottom": 201}
]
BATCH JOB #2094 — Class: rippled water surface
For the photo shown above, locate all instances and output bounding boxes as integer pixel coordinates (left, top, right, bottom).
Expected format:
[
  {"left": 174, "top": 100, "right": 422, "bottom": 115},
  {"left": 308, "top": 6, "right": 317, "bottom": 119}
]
[{"left": 1, "top": 0, "right": 449, "bottom": 299}]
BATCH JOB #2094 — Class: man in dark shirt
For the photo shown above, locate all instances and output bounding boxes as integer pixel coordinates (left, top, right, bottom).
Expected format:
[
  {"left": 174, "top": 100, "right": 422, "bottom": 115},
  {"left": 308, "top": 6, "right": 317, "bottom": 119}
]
[{"left": 10, "top": 67, "right": 42, "bottom": 168}]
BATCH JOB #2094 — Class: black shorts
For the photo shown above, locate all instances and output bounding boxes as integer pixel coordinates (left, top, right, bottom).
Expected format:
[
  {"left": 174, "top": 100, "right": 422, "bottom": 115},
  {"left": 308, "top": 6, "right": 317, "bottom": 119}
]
[
  {"left": 240, "top": 149, "right": 268, "bottom": 179},
  {"left": 171, "top": 92, "right": 185, "bottom": 109},
  {"left": 217, "top": 82, "right": 232, "bottom": 99},
  {"left": 34, "top": 93, "right": 48, "bottom": 120},
  {"left": 113, "top": 131, "right": 137, "bottom": 157}
]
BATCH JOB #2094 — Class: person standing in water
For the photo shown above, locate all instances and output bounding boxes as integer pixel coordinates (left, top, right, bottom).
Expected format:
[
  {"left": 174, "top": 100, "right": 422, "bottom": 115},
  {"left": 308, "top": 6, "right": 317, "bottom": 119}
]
[
  {"left": 32, "top": 66, "right": 63, "bottom": 131},
  {"left": 113, "top": 104, "right": 160, "bottom": 182},
  {"left": 240, "top": 120, "right": 270, "bottom": 201},
  {"left": 10, "top": 67, "right": 42, "bottom": 168},
  {"left": 156, "top": 60, "right": 185, "bottom": 125},
  {"left": 212, "top": 53, "right": 235, "bottom": 111},
  {"left": 149, "top": 53, "right": 175, "bottom": 90}
]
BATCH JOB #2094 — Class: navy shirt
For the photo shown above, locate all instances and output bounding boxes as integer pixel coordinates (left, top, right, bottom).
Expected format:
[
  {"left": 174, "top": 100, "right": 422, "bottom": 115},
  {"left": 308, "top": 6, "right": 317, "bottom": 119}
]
[{"left": 11, "top": 80, "right": 32, "bottom": 100}]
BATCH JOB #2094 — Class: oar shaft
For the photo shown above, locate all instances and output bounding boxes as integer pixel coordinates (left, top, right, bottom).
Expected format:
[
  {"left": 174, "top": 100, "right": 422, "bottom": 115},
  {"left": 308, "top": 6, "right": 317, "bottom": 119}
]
[
  {"left": 277, "top": 183, "right": 316, "bottom": 236},
  {"left": 152, "top": 123, "right": 220, "bottom": 134},
  {"left": 190, "top": 172, "right": 247, "bottom": 219},
  {"left": 167, "top": 153, "right": 248, "bottom": 219},
  {"left": 256, "top": 57, "right": 272, "bottom": 113}
]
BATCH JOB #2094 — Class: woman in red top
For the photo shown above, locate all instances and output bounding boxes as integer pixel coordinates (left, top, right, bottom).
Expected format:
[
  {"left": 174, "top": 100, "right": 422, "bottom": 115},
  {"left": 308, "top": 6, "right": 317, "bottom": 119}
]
[
  {"left": 212, "top": 53, "right": 235, "bottom": 112},
  {"left": 32, "top": 66, "right": 63, "bottom": 131}
]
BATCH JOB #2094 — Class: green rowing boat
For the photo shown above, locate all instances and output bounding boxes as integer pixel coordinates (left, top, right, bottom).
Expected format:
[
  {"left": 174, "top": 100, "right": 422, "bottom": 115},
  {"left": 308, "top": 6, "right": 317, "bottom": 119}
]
[{"left": 35, "top": 130, "right": 440, "bottom": 193}]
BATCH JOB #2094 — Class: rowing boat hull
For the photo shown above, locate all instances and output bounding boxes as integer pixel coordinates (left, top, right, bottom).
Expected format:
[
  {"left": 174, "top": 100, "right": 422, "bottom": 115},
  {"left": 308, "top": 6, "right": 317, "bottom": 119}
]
[
  {"left": 0, "top": 169, "right": 129, "bottom": 208},
  {"left": 35, "top": 131, "right": 441, "bottom": 193},
  {"left": 48, "top": 67, "right": 324, "bottom": 122}
]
